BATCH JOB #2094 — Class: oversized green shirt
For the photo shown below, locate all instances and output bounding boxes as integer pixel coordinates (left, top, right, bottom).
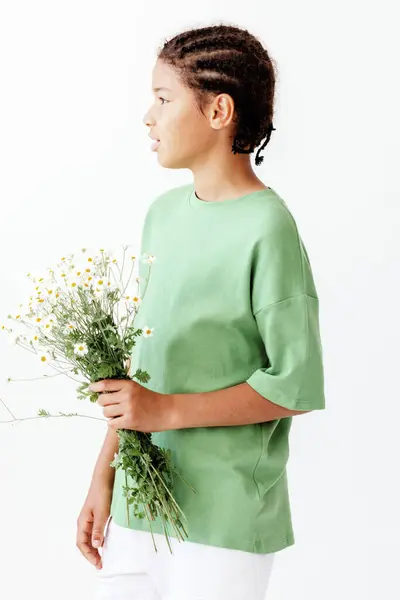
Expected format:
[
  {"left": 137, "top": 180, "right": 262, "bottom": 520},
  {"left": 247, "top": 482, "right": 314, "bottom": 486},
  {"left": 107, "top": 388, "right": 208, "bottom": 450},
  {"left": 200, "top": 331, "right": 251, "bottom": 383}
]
[{"left": 110, "top": 183, "right": 325, "bottom": 554}]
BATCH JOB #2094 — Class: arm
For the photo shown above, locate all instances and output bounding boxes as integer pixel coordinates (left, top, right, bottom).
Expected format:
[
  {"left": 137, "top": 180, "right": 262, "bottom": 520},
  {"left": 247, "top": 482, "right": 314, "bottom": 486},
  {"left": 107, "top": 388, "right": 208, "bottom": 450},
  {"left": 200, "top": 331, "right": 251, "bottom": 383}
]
[
  {"left": 89, "top": 427, "right": 119, "bottom": 491},
  {"left": 167, "top": 382, "right": 310, "bottom": 430}
]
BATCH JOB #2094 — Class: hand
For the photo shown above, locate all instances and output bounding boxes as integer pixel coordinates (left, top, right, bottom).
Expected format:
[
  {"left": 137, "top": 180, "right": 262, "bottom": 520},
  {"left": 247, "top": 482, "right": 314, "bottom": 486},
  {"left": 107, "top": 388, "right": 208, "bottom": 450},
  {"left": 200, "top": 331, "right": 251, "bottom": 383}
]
[
  {"left": 76, "top": 484, "right": 112, "bottom": 570},
  {"left": 89, "top": 379, "right": 173, "bottom": 433}
]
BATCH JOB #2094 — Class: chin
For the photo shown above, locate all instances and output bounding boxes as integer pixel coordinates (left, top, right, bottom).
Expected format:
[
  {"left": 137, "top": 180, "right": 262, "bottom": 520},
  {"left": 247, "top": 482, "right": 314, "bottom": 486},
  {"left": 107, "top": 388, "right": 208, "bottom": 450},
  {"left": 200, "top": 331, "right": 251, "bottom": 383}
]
[{"left": 158, "top": 153, "right": 186, "bottom": 170}]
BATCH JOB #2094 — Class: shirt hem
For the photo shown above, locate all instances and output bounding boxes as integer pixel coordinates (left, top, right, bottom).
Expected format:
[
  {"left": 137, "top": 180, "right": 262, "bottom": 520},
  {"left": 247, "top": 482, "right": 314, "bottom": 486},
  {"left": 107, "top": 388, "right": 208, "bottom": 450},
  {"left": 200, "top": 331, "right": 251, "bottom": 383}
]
[{"left": 110, "top": 508, "right": 295, "bottom": 555}]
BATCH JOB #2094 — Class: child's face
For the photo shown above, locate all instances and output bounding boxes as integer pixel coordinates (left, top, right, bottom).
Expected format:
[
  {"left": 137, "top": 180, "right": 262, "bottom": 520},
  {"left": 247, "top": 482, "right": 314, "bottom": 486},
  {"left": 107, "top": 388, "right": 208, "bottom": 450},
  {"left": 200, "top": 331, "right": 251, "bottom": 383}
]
[{"left": 143, "top": 58, "right": 235, "bottom": 170}]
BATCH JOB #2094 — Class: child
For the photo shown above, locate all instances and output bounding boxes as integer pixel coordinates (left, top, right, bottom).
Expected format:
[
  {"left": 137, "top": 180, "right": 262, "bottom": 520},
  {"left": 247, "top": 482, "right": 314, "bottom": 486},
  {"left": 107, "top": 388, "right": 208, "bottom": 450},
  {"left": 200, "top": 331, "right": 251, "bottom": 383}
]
[{"left": 77, "top": 23, "right": 325, "bottom": 600}]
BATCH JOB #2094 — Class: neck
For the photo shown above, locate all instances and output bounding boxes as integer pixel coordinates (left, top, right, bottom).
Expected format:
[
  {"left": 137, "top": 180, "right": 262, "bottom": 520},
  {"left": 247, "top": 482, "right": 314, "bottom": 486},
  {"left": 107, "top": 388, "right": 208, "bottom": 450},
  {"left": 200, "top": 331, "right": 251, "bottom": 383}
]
[{"left": 189, "top": 152, "right": 267, "bottom": 203}]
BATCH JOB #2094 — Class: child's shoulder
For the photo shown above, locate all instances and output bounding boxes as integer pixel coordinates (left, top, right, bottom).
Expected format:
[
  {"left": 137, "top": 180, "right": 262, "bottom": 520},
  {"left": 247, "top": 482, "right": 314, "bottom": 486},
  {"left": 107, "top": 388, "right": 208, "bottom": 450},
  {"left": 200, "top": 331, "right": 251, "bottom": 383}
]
[
  {"left": 248, "top": 187, "right": 300, "bottom": 240},
  {"left": 148, "top": 183, "right": 191, "bottom": 214}
]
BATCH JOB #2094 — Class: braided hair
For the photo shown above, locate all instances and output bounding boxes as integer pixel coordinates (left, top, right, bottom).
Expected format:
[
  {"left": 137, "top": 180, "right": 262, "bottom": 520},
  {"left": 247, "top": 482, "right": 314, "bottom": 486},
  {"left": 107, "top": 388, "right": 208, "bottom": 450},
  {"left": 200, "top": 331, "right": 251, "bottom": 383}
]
[{"left": 157, "top": 24, "right": 277, "bottom": 166}]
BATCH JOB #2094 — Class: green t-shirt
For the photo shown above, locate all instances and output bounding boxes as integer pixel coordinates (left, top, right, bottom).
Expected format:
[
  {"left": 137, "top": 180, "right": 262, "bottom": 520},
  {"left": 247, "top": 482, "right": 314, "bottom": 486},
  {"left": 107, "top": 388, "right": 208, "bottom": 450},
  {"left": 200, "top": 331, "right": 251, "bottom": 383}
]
[{"left": 110, "top": 183, "right": 325, "bottom": 554}]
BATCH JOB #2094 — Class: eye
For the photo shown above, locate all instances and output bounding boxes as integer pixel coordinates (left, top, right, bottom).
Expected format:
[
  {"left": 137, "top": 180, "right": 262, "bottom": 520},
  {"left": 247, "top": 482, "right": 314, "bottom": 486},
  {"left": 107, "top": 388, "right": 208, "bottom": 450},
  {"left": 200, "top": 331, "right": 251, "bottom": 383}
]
[{"left": 158, "top": 96, "right": 168, "bottom": 105}]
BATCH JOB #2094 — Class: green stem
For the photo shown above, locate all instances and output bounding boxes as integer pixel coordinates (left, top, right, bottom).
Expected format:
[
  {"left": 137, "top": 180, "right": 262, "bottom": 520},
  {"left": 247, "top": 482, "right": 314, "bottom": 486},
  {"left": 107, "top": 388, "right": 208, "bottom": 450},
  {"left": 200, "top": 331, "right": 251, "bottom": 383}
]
[
  {"left": 143, "top": 503, "right": 158, "bottom": 553},
  {"left": 124, "top": 469, "right": 131, "bottom": 527},
  {"left": 145, "top": 461, "right": 186, "bottom": 544},
  {"left": 147, "top": 460, "right": 187, "bottom": 517}
]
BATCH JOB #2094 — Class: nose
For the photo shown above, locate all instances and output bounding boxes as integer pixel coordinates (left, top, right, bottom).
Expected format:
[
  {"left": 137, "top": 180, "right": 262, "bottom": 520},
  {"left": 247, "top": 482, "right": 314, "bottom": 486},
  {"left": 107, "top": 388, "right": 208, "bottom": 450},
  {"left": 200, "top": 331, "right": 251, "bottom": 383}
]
[{"left": 143, "top": 110, "right": 154, "bottom": 127}]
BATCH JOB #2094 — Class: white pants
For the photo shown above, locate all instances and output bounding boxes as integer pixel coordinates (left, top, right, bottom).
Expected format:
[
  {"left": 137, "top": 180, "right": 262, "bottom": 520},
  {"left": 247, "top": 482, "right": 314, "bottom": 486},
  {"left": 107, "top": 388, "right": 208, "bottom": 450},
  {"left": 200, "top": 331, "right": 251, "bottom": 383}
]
[{"left": 94, "top": 516, "right": 275, "bottom": 600}]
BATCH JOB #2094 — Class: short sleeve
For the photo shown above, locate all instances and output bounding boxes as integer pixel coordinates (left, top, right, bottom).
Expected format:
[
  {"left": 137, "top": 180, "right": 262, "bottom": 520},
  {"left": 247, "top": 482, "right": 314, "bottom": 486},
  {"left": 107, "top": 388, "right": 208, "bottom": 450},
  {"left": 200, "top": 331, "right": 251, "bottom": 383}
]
[
  {"left": 246, "top": 202, "right": 325, "bottom": 411},
  {"left": 246, "top": 293, "right": 325, "bottom": 411},
  {"left": 249, "top": 201, "right": 318, "bottom": 313}
]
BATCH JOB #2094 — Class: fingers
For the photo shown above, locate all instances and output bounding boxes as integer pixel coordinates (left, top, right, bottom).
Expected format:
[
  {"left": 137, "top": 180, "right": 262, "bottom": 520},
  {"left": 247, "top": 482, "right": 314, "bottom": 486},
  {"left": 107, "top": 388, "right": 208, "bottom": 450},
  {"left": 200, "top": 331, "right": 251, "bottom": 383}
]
[
  {"left": 102, "top": 404, "right": 123, "bottom": 419},
  {"left": 91, "top": 525, "right": 104, "bottom": 549},
  {"left": 76, "top": 518, "right": 103, "bottom": 570},
  {"left": 90, "top": 379, "right": 126, "bottom": 394},
  {"left": 77, "top": 530, "right": 102, "bottom": 569},
  {"left": 97, "top": 390, "right": 121, "bottom": 408}
]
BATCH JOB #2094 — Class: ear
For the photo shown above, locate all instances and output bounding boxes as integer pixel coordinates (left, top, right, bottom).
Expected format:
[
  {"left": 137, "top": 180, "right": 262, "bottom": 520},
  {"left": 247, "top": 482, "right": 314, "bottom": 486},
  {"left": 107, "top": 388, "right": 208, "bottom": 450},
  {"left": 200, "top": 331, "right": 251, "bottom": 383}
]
[{"left": 209, "top": 93, "right": 236, "bottom": 131}]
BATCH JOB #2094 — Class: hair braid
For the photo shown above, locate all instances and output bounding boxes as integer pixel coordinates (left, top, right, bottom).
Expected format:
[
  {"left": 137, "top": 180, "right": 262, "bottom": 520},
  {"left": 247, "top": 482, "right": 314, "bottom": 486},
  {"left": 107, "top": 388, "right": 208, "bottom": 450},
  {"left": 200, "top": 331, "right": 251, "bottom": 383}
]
[{"left": 158, "top": 24, "right": 277, "bottom": 166}]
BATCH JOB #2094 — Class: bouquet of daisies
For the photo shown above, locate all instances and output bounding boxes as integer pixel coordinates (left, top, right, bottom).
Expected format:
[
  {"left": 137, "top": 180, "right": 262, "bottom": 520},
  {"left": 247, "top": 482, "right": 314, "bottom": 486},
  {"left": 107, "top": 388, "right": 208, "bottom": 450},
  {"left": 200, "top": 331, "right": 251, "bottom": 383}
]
[{"left": 1, "top": 246, "right": 194, "bottom": 553}]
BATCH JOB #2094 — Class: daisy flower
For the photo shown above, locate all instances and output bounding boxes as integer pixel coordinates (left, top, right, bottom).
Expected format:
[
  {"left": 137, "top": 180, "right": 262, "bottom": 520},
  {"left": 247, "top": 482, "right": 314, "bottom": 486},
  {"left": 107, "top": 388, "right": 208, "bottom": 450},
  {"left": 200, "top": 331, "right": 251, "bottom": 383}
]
[
  {"left": 30, "top": 330, "right": 41, "bottom": 345},
  {"left": 92, "top": 276, "right": 110, "bottom": 290},
  {"left": 124, "top": 295, "right": 142, "bottom": 306},
  {"left": 141, "top": 325, "right": 154, "bottom": 338},
  {"left": 38, "top": 351, "right": 53, "bottom": 364},
  {"left": 93, "top": 287, "right": 105, "bottom": 299},
  {"left": 66, "top": 277, "right": 81, "bottom": 292},
  {"left": 64, "top": 323, "right": 76, "bottom": 334},
  {"left": 141, "top": 253, "right": 156, "bottom": 265},
  {"left": 31, "top": 314, "right": 44, "bottom": 325},
  {"left": 40, "top": 316, "right": 56, "bottom": 333},
  {"left": 74, "top": 342, "right": 88, "bottom": 356}
]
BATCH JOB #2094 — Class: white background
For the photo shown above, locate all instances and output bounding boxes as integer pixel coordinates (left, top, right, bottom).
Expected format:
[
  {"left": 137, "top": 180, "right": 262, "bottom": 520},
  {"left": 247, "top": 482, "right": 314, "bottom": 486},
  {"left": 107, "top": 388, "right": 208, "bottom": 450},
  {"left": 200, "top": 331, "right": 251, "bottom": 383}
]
[{"left": 0, "top": 1, "right": 399, "bottom": 599}]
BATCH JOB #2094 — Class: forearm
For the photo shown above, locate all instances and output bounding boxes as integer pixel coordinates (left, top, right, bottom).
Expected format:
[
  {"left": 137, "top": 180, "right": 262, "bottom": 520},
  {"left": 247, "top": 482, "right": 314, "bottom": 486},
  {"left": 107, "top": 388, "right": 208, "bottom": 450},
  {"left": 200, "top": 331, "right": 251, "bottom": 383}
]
[
  {"left": 168, "top": 382, "right": 309, "bottom": 430},
  {"left": 90, "top": 427, "right": 119, "bottom": 490}
]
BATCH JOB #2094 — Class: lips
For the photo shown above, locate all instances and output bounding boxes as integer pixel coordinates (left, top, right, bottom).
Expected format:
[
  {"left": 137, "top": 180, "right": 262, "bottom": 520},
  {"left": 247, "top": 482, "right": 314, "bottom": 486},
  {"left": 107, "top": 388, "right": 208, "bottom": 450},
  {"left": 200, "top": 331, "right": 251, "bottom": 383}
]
[{"left": 151, "top": 139, "right": 160, "bottom": 151}]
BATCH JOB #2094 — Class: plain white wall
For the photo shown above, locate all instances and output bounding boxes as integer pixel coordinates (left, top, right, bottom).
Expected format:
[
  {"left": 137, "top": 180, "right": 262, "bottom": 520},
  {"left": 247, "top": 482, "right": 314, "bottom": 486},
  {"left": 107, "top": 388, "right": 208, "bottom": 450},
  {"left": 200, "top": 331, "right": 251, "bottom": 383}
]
[{"left": 1, "top": 1, "right": 399, "bottom": 599}]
